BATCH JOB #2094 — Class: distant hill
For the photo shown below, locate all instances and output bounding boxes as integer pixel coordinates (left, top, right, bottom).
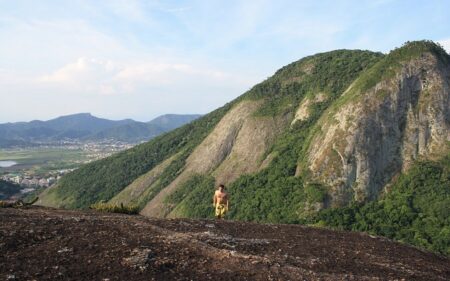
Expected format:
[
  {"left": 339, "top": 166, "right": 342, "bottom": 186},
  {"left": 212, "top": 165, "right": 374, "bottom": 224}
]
[
  {"left": 148, "top": 114, "right": 202, "bottom": 131},
  {"left": 88, "top": 122, "right": 165, "bottom": 142},
  {"left": 90, "top": 114, "right": 202, "bottom": 142},
  {"left": 0, "top": 113, "right": 201, "bottom": 145}
]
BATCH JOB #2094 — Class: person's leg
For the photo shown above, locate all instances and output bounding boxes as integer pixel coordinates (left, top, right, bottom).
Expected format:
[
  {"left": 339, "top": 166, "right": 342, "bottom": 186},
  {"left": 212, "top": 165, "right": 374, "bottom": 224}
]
[
  {"left": 216, "top": 204, "right": 224, "bottom": 219},
  {"left": 219, "top": 205, "right": 225, "bottom": 219},
  {"left": 215, "top": 204, "right": 220, "bottom": 219}
]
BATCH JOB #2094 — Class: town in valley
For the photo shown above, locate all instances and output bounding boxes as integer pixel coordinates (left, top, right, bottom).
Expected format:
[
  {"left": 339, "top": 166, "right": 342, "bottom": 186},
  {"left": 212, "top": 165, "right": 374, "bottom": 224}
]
[{"left": 0, "top": 139, "right": 137, "bottom": 198}]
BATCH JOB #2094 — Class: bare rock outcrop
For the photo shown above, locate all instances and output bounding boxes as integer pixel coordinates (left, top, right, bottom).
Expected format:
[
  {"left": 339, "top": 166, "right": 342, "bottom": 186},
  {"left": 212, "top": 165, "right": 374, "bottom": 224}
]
[
  {"left": 306, "top": 53, "right": 450, "bottom": 206},
  {"left": 291, "top": 92, "right": 328, "bottom": 125},
  {"left": 213, "top": 115, "right": 287, "bottom": 185},
  {"left": 2, "top": 207, "right": 449, "bottom": 281},
  {"left": 141, "top": 100, "right": 265, "bottom": 217}
]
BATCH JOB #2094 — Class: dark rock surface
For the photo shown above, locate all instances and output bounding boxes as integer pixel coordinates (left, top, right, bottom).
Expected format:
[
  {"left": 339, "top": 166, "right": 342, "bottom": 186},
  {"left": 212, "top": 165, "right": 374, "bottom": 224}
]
[{"left": 1, "top": 207, "right": 449, "bottom": 280}]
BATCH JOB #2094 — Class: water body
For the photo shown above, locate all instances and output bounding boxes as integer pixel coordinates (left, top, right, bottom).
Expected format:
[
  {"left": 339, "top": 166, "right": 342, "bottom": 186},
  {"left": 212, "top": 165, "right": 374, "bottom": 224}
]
[{"left": 0, "top": 161, "right": 17, "bottom": 168}]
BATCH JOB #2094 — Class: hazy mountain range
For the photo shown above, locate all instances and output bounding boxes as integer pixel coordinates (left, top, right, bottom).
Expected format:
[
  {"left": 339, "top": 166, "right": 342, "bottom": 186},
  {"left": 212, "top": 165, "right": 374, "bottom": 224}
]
[{"left": 0, "top": 113, "right": 202, "bottom": 146}]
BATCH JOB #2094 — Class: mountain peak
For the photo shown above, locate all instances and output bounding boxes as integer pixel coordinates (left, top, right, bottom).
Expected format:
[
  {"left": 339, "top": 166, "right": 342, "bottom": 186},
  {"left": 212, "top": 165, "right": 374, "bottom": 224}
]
[{"left": 390, "top": 40, "right": 450, "bottom": 64}]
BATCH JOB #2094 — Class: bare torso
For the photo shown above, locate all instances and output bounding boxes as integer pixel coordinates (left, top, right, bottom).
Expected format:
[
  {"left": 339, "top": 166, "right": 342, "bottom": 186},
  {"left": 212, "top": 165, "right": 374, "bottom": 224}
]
[{"left": 214, "top": 190, "right": 228, "bottom": 205}]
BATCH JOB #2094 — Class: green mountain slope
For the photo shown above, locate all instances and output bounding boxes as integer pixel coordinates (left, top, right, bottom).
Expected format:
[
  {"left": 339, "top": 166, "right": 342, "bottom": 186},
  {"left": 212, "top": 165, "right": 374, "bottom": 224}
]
[
  {"left": 37, "top": 40, "right": 450, "bottom": 255},
  {"left": 38, "top": 47, "right": 381, "bottom": 209},
  {"left": 37, "top": 103, "right": 235, "bottom": 208}
]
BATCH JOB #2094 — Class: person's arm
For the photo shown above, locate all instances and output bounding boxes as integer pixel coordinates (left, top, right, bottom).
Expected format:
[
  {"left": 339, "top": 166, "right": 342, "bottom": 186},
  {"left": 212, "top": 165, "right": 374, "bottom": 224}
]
[
  {"left": 226, "top": 195, "right": 229, "bottom": 210},
  {"left": 213, "top": 193, "right": 216, "bottom": 207}
]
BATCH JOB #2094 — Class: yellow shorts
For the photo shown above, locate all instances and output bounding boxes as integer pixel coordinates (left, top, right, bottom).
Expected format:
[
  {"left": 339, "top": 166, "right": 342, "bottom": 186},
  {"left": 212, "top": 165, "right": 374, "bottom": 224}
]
[{"left": 215, "top": 203, "right": 228, "bottom": 218}]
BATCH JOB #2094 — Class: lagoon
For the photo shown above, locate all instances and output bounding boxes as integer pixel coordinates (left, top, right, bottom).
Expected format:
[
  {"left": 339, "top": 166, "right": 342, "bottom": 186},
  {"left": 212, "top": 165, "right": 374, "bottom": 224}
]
[{"left": 0, "top": 161, "right": 17, "bottom": 168}]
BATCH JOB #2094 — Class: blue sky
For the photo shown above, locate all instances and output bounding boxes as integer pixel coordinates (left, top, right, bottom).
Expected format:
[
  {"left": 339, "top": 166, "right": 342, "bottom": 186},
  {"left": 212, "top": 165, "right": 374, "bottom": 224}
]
[{"left": 0, "top": 0, "right": 449, "bottom": 122}]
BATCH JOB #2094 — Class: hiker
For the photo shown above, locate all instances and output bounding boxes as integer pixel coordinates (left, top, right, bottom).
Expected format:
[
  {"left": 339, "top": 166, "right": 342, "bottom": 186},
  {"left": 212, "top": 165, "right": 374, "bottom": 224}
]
[{"left": 213, "top": 184, "right": 229, "bottom": 219}]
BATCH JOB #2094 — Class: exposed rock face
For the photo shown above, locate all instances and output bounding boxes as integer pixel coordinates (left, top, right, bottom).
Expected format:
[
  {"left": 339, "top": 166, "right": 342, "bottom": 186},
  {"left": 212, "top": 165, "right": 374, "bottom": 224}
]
[
  {"left": 307, "top": 53, "right": 450, "bottom": 206},
  {"left": 213, "top": 115, "right": 287, "bottom": 185},
  {"left": 141, "top": 100, "right": 283, "bottom": 217},
  {"left": 291, "top": 93, "right": 328, "bottom": 125},
  {"left": 183, "top": 100, "right": 263, "bottom": 175}
]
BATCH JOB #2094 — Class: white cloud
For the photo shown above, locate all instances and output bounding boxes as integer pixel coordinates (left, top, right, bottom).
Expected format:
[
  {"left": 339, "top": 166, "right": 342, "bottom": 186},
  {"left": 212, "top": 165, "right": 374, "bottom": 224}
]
[
  {"left": 38, "top": 57, "right": 120, "bottom": 95},
  {"left": 39, "top": 58, "right": 117, "bottom": 83},
  {"left": 36, "top": 57, "right": 252, "bottom": 96}
]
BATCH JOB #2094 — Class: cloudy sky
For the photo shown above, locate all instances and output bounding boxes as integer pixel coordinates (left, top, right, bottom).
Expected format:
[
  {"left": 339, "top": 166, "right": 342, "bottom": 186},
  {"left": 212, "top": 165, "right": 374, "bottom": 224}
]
[{"left": 1, "top": 0, "right": 449, "bottom": 123}]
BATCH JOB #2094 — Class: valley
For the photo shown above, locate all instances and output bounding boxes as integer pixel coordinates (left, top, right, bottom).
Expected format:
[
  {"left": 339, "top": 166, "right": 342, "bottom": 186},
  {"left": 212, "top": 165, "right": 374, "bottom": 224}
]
[
  {"left": 0, "top": 141, "right": 133, "bottom": 199},
  {"left": 0, "top": 114, "right": 201, "bottom": 199}
]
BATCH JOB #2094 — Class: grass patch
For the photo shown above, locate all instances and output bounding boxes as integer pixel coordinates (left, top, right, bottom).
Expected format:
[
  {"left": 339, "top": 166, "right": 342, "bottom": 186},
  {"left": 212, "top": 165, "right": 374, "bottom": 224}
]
[
  {"left": 0, "top": 148, "right": 88, "bottom": 174},
  {"left": 90, "top": 202, "right": 139, "bottom": 215}
]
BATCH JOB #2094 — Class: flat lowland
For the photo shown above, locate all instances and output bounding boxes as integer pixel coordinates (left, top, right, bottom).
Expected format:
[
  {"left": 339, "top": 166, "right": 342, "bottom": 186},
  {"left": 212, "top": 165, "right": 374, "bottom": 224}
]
[
  {"left": 0, "top": 148, "right": 87, "bottom": 173},
  {"left": 1, "top": 207, "right": 449, "bottom": 281}
]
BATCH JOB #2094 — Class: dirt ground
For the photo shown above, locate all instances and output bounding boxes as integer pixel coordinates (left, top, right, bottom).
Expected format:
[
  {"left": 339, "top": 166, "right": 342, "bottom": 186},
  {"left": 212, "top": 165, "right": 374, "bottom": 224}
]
[{"left": 1, "top": 206, "right": 449, "bottom": 281}]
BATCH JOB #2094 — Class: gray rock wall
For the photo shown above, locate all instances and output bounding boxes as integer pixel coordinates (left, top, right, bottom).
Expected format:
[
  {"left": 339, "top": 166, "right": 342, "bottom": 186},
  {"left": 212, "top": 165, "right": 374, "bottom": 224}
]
[{"left": 307, "top": 53, "right": 450, "bottom": 206}]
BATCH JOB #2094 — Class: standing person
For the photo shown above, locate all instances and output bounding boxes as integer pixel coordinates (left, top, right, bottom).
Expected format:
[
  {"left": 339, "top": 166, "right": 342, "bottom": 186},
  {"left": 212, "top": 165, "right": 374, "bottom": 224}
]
[{"left": 213, "top": 184, "right": 229, "bottom": 219}]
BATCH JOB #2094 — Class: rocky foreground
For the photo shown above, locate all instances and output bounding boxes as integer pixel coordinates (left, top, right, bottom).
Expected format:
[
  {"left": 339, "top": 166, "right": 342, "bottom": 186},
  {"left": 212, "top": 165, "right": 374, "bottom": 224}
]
[{"left": 0, "top": 207, "right": 449, "bottom": 281}]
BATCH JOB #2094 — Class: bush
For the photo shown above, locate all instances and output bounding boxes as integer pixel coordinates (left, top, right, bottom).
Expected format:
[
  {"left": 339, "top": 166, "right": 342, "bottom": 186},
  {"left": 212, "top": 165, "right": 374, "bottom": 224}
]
[
  {"left": 305, "top": 183, "right": 327, "bottom": 203},
  {"left": 90, "top": 202, "right": 139, "bottom": 215}
]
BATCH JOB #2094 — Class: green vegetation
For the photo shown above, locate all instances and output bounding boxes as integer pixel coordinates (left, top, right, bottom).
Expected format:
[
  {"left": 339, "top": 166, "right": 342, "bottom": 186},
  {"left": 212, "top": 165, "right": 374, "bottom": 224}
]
[
  {"left": 165, "top": 42, "right": 450, "bottom": 256},
  {"left": 134, "top": 151, "right": 190, "bottom": 209},
  {"left": 0, "top": 180, "right": 22, "bottom": 200},
  {"left": 304, "top": 183, "right": 328, "bottom": 203},
  {"left": 22, "top": 187, "right": 45, "bottom": 202},
  {"left": 90, "top": 202, "right": 139, "bottom": 214},
  {"left": 331, "top": 40, "right": 450, "bottom": 111},
  {"left": 161, "top": 50, "right": 382, "bottom": 223},
  {"left": 219, "top": 50, "right": 382, "bottom": 223},
  {"left": 227, "top": 172, "right": 305, "bottom": 223},
  {"left": 45, "top": 50, "right": 381, "bottom": 208},
  {"left": 310, "top": 158, "right": 450, "bottom": 255},
  {"left": 245, "top": 49, "right": 383, "bottom": 116},
  {"left": 45, "top": 100, "right": 236, "bottom": 209},
  {"left": 168, "top": 174, "right": 216, "bottom": 218},
  {"left": 0, "top": 148, "right": 88, "bottom": 173}
]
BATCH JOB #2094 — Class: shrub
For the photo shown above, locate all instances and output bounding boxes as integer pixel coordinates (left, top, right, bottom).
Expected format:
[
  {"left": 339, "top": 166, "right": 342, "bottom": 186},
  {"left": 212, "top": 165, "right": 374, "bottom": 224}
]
[{"left": 90, "top": 202, "right": 139, "bottom": 215}]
